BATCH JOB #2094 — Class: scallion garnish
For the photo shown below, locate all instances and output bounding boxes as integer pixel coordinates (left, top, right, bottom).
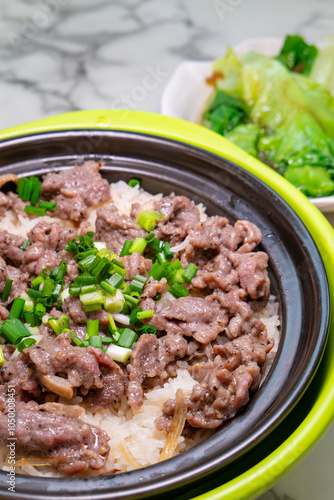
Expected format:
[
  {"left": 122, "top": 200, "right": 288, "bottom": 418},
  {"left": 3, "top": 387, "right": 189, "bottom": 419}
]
[
  {"left": 89, "top": 335, "right": 103, "bottom": 349},
  {"left": 106, "top": 344, "right": 131, "bottom": 363},
  {"left": 129, "top": 275, "right": 148, "bottom": 294},
  {"left": 136, "top": 324, "right": 157, "bottom": 335},
  {"left": 116, "top": 328, "right": 137, "bottom": 349},
  {"left": 136, "top": 210, "right": 165, "bottom": 232},
  {"left": 80, "top": 290, "right": 105, "bottom": 308},
  {"left": 86, "top": 319, "right": 99, "bottom": 339},
  {"left": 182, "top": 263, "right": 198, "bottom": 282},
  {"left": 136, "top": 310, "right": 153, "bottom": 320},
  {"left": 8, "top": 297, "right": 25, "bottom": 319},
  {"left": 129, "top": 237, "right": 147, "bottom": 255},
  {"left": 119, "top": 240, "right": 133, "bottom": 257},
  {"left": 128, "top": 178, "right": 141, "bottom": 188},
  {"left": 38, "top": 201, "right": 57, "bottom": 211},
  {"left": 17, "top": 337, "right": 36, "bottom": 352},
  {"left": 0, "top": 346, "right": 5, "bottom": 366},
  {"left": 21, "top": 239, "right": 30, "bottom": 251},
  {"left": 1, "top": 279, "right": 13, "bottom": 302},
  {"left": 24, "top": 206, "right": 47, "bottom": 217},
  {"left": 0, "top": 318, "right": 31, "bottom": 344},
  {"left": 169, "top": 282, "right": 189, "bottom": 298}
]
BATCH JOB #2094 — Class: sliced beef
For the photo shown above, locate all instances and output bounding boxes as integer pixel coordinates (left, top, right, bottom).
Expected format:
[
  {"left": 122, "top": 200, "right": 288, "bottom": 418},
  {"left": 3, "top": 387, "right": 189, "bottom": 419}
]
[
  {"left": 53, "top": 194, "right": 88, "bottom": 222},
  {"left": 0, "top": 229, "right": 25, "bottom": 266},
  {"left": 25, "top": 332, "right": 124, "bottom": 405},
  {"left": 161, "top": 297, "right": 228, "bottom": 344},
  {"left": 41, "top": 161, "right": 111, "bottom": 220},
  {"left": 1, "top": 352, "right": 40, "bottom": 399},
  {"left": 21, "top": 221, "right": 83, "bottom": 277},
  {"left": 191, "top": 254, "right": 239, "bottom": 291},
  {"left": 95, "top": 204, "right": 146, "bottom": 255},
  {"left": 230, "top": 251, "right": 270, "bottom": 302},
  {"left": 126, "top": 334, "right": 160, "bottom": 408},
  {"left": 157, "top": 353, "right": 262, "bottom": 431},
  {"left": 0, "top": 401, "right": 110, "bottom": 474},
  {"left": 131, "top": 195, "right": 201, "bottom": 247},
  {"left": 153, "top": 196, "right": 201, "bottom": 246},
  {"left": 84, "top": 347, "right": 125, "bottom": 409},
  {"left": 142, "top": 277, "right": 167, "bottom": 299},
  {"left": 119, "top": 252, "right": 152, "bottom": 281},
  {"left": 0, "top": 256, "right": 29, "bottom": 305}
]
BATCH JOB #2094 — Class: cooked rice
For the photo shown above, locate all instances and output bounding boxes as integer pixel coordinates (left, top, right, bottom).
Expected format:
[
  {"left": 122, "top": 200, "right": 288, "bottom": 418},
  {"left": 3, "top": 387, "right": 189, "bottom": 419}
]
[{"left": 0, "top": 180, "right": 280, "bottom": 477}]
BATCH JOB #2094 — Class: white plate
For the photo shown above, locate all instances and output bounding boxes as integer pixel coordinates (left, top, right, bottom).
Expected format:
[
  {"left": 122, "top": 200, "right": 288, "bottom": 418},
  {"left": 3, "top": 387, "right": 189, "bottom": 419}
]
[{"left": 161, "top": 37, "right": 334, "bottom": 213}]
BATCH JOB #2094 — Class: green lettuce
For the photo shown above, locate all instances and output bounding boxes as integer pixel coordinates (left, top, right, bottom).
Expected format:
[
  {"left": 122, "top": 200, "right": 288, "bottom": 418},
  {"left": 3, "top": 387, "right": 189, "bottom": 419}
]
[
  {"left": 275, "top": 35, "right": 318, "bottom": 75},
  {"left": 225, "top": 124, "right": 261, "bottom": 157},
  {"left": 202, "top": 90, "right": 248, "bottom": 135}
]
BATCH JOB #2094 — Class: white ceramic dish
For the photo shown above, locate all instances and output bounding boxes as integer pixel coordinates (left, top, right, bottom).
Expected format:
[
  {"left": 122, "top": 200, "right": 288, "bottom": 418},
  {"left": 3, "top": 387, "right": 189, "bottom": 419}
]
[{"left": 161, "top": 37, "right": 334, "bottom": 213}]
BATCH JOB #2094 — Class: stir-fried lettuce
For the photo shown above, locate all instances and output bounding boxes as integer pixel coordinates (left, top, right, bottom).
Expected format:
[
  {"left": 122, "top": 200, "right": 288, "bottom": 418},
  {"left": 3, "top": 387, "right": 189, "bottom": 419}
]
[{"left": 203, "top": 34, "right": 334, "bottom": 198}]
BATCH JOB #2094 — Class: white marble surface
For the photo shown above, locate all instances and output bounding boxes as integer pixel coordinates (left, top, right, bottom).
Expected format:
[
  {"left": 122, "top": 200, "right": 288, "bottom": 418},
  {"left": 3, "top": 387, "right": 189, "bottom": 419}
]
[{"left": 1, "top": 1, "right": 334, "bottom": 499}]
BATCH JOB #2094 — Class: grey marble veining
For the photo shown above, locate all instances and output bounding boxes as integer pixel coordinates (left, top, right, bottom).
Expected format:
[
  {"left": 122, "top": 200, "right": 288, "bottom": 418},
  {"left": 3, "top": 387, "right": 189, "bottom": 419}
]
[{"left": 0, "top": 1, "right": 334, "bottom": 499}]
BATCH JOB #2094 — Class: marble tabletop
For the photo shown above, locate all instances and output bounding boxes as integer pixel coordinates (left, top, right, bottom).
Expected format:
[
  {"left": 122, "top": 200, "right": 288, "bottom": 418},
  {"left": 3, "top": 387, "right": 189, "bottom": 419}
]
[{"left": 1, "top": 0, "right": 334, "bottom": 499}]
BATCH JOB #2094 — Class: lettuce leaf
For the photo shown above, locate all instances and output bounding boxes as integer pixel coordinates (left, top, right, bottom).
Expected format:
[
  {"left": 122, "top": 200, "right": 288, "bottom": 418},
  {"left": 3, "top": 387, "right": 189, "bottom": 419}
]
[
  {"left": 284, "top": 165, "right": 334, "bottom": 198},
  {"left": 275, "top": 35, "right": 318, "bottom": 75},
  {"left": 258, "top": 112, "right": 334, "bottom": 172},
  {"left": 202, "top": 90, "right": 248, "bottom": 135},
  {"left": 224, "top": 124, "right": 261, "bottom": 157},
  {"left": 310, "top": 36, "right": 334, "bottom": 97}
]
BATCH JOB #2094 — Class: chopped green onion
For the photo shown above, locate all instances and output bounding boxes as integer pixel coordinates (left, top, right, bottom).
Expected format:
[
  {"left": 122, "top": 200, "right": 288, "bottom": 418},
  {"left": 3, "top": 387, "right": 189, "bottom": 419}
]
[
  {"left": 108, "top": 314, "right": 117, "bottom": 331},
  {"left": 21, "top": 239, "right": 30, "bottom": 250},
  {"left": 70, "top": 332, "right": 83, "bottom": 347},
  {"left": 86, "top": 319, "right": 99, "bottom": 339},
  {"left": 136, "top": 210, "right": 165, "bottom": 232},
  {"left": 117, "top": 328, "right": 137, "bottom": 349},
  {"left": 137, "top": 310, "right": 153, "bottom": 320},
  {"left": 99, "top": 281, "right": 116, "bottom": 296},
  {"left": 101, "top": 337, "right": 114, "bottom": 344},
  {"left": 157, "top": 251, "right": 167, "bottom": 265},
  {"left": 163, "top": 242, "right": 174, "bottom": 260},
  {"left": 51, "top": 261, "right": 67, "bottom": 281},
  {"left": 73, "top": 275, "right": 98, "bottom": 286},
  {"left": 0, "top": 346, "right": 5, "bottom": 366},
  {"left": 1, "top": 318, "right": 31, "bottom": 344},
  {"left": 78, "top": 254, "right": 99, "bottom": 273},
  {"left": 80, "top": 290, "right": 105, "bottom": 307},
  {"left": 169, "top": 282, "right": 189, "bottom": 298},
  {"left": 105, "top": 273, "right": 124, "bottom": 289},
  {"left": 69, "top": 286, "right": 81, "bottom": 296},
  {"left": 42, "top": 278, "right": 54, "bottom": 297},
  {"left": 31, "top": 275, "right": 44, "bottom": 288},
  {"left": 119, "top": 240, "right": 133, "bottom": 257},
  {"left": 129, "top": 237, "right": 147, "bottom": 255},
  {"left": 8, "top": 297, "right": 25, "bottom": 319},
  {"left": 148, "top": 236, "right": 163, "bottom": 252},
  {"left": 30, "top": 182, "right": 42, "bottom": 205},
  {"left": 103, "top": 289, "right": 125, "bottom": 313},
  {"left": 128, "top": 178, "right": 140, "bottom": 188},
  {"left": 48, "top": 317, "right": 62, "bottom": 335},
  {"left": 110, "top": 329, "right": 120, "bottom": 342},
  {"left": 24, "top": 206, "right": 47, "bottom": 216},
  {"left": 38, "top": 201, "right": 57, "bottom": 211},
  {"left": 136, "top": 324, "right": 157, "bottom": 335},
  {"left": 123, "top": 293, "right": 141, "bottom": 307},
  {"left": 89, "top": 335, "right": 102, "bottom": 349},
  {"left": 129, "top": 275, "right": 148, "bottom": 294},
  {"left": 1, "top": 279, "right": 13, "bottom": 302},
  {"left": 153, "top": 292, "right": 162, "bottom": 302},
  {"left": 182, "top": 263, "right": 198, "bottom": 283},
  {"left": 80, "top": 285, "right": 97, "bottom": 295},
  {"left": 129, "top": 306, "right": 143, "bottom": 324},
  {"left": 21, "top": 179, "right": 33, "bottom": 202},
  {"left": 106, "top": 344, "right": 131, "bottom": 362},
  {"left": 83, "top": 303, "right": 102, "bottom": 312},
  {"left": 17, "top": 337, "right": 36, "bottom": 352}
]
